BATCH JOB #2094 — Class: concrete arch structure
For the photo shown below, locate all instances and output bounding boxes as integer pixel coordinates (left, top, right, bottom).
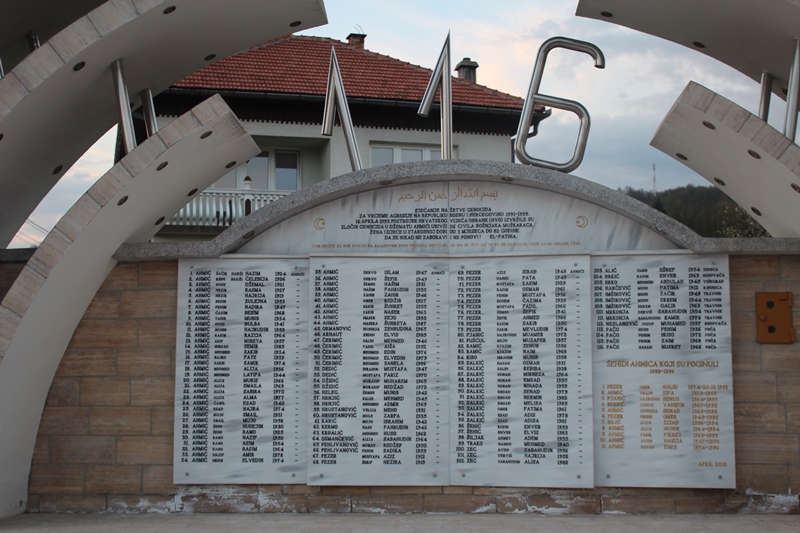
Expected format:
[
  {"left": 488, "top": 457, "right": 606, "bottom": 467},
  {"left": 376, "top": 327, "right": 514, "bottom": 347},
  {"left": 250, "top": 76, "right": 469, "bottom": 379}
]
[
  {"left": 576, "top": 0, "right": 800, "bottom": 99},
  {"left": 652, "top": 82, "right": 800, "bottom": 237},
  {"left": 0, "top": 0, "right": 327, "bottom": 247},
  {"left": 0, "top": 95, "right": 259, "bottom": 518},
  {"left": 577, "top": 0, "right": 800, "bottom": 236},
  {"left": 115, "top": 160, "right": 800, "bottom": 262},
  {"left": 0, "top": 1, "right": 105, "bottom": 73}
]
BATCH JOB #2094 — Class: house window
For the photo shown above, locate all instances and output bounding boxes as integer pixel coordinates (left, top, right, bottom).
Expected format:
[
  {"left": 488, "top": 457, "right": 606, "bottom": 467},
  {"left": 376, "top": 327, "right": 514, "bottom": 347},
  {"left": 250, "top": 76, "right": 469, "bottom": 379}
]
[
  {"left": 245, "top": 152, "right": 270, "bottom": 190},
  {"left": 210, "top": 150, "right": 300, "bottom": 191},
  {"left": 275, "top": 151, "right": 299, "bottom": 191},
  {"left": 371, "top": 145, "right": 444, "bottom": 167}
]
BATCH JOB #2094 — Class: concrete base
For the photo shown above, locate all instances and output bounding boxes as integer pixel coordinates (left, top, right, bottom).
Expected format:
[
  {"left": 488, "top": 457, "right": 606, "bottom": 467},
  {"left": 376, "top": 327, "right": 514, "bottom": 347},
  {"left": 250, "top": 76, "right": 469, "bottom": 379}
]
[{"left": 1, "top": 513, "right": 799, "bottom": 532}]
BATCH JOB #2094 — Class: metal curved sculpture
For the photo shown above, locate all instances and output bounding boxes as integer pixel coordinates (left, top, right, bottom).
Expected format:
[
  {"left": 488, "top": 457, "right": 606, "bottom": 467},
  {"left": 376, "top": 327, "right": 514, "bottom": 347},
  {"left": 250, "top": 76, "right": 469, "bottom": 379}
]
[{"left": 514, "top": 37, "right": 605, "bottom": 173}]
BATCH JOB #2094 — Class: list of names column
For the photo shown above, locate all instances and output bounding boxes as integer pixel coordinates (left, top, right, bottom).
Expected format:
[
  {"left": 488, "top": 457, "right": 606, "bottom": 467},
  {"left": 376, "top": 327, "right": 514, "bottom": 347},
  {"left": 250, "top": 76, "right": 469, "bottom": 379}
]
[
  {"left": 450, "top": 255, "right": 593, "bottom": 487},
  {"left": 592, "top": 254, "right": 734, "bottom": 488},
  {"left": 174, "top": 259, "right": 308, "bottom": 483},
  {"left": 308, "top": 256, "right": 449, "bottom": 485}
]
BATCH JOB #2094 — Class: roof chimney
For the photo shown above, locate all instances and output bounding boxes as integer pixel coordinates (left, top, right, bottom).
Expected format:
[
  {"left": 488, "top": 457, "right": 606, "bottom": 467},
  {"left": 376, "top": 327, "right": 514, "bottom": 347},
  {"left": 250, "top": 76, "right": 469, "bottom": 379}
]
[
  {"left": 346, "top": 33, "right": 366, "bottom": 49},
  {"left": 455, "top": 57, "right": 479, "bottom": 83}
]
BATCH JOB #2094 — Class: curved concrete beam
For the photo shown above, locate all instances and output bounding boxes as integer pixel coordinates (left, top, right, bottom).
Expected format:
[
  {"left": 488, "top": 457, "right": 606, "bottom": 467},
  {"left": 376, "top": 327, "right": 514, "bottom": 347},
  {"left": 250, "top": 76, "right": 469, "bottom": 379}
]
[
  {"left": 0, "top": 1, "right": 105, "bottom": 72},
  {"left": 0, "top": 94, "right": 259, "bottom": 519},
  {"left": 651, "top": 82, "right": 800, "bottom": 237},
  {"left": 576, "top": 0, "right": 800, "bottom": 99},
  {"left": 0, "top": 0, "right": 327, "bottom": 247},
  {"left": 117, "top": 159, "right": 707, "bottom": 260}
]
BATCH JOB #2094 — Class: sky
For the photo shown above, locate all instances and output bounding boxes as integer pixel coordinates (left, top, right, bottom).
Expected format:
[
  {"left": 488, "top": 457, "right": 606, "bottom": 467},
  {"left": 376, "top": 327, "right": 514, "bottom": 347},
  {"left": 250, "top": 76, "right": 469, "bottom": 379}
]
[{"left": 10, "top": 0, "right": 788, "bottom": 247}]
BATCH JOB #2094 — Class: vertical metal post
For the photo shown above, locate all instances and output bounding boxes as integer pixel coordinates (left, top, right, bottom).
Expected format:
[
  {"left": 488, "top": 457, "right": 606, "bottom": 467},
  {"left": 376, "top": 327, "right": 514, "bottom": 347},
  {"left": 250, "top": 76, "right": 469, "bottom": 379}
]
[
  {"left": 112, "top": 59, "right": 137, "bottom": 156},
  {"left": 759, "top": 71, "right": 772, "bottom": 122},
  {"left": 784, "top": 39, "right": 800, "bottom": 141},
  {"left": 0, "top": 56, "right": 4, "bottom": 79},
  {"left": 140, "top": 88, "right": 159, "bottom": 136},
  {"left": 418, "top": 33, "right": 453, "bottom": 160},
  {"left": 27, "top": 30, "right": 40, "bottom": 52}
]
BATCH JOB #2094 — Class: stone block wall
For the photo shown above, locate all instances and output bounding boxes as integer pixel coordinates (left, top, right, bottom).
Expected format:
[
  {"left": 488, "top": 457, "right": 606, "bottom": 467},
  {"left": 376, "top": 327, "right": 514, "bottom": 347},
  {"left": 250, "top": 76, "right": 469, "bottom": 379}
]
[{"left": 23, "top": 258, "right": 800, "bottom": 514}]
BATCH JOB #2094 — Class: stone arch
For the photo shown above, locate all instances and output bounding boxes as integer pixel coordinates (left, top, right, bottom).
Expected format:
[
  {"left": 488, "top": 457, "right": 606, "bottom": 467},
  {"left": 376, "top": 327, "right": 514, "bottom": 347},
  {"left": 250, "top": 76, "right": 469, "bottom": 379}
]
[
  {"left": 0, "top": 0, "right": 327, "bottom": 246},
  {"left": 0, "top": 95, "right": 258, "bottom": 518}
]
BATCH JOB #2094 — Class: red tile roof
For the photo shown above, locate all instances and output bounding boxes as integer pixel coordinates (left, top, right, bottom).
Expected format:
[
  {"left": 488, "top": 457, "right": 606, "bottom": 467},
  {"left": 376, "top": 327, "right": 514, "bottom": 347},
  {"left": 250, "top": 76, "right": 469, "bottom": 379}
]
[{"left": 175, "top": 35, "right": 524, "bottom": 110}]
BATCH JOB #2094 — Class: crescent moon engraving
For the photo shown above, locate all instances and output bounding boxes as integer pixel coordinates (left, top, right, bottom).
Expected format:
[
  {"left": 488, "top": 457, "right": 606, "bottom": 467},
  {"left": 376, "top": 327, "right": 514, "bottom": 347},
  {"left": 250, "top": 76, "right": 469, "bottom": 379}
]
[
  {"left": 576, "top": 215, "right": 589, "bottom": 228},
  {"left": 314, "top": 217, "right": 326, "bottom": 230}
]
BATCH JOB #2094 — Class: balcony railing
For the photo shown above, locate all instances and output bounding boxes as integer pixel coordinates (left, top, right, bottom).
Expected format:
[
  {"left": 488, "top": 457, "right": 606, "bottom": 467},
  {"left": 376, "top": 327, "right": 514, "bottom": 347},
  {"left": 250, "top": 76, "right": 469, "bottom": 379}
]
[{"left": 168, "top": 188, "right": 291, "bottom": 227}]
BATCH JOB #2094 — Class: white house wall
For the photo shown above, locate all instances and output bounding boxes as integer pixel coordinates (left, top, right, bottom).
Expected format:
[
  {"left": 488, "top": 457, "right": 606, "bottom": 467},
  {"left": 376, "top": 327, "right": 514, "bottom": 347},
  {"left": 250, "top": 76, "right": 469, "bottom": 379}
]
[{"left": 241, "top": 119, "right": 513, "bottom": 182}]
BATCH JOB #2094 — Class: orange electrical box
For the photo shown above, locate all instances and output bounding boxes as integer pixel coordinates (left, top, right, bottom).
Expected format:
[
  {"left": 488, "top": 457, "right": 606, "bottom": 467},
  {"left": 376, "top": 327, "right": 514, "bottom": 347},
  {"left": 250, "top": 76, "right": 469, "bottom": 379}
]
[{"left": 756, "top": 292, "right": 794, "bottom": 344}]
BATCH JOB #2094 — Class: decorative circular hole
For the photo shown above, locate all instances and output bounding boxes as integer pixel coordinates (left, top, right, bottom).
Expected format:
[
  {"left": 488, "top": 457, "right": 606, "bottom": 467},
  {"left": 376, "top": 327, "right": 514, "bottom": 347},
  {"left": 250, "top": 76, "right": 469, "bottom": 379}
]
[
  {"left": 748, "top": 149, "right": 761, "bottom": 159},
  {"left": 200, "top": 131, "right": 213, "bottom": 139},
  {"left": 380, "top": 180, "right": 393, "bottom": 186},
  {"left": 289, "top": 20, "right": 302, "bottom": 27},
  {"left": 767, "top": 300, "right": 775, "bottom": 309},
  {"left": 702, "top": 121, "right": 716, "bottom": 130},
  {"left": 52, "top": 165, "right": 63, "bottom": 174},
  {"left": 693, "top": 41, "right": 705, "bottom": 49},
  {"left": 117, "top": 196, "right": 129, "bottom": 206},
  {"left": 204, "top": 54, "right": 216, "bottom": 61},
  {"left": 600, "top": 11, "right": 613, "bottom": 17},
  {"left": 188, "top": 188, "right": 198, "bottom": 196},
  {"left": 768, "top": 325, "right": 776, "bottom": 334},
  {"left": 676, "top": 153, "right": 688, "bottom": 161},
  {"left": 163, "top": 6, "right": 176, "bottom": 14},
  {"left": 225, "top": 161, "right": 237, "bottom": 169},
  {"left": 156, "top": 161, "right": 168, "bottom": 171},
  {"left": 501, "top": 177, "right": 513, "bottom": 182},
  {"left": 73, "top": 61, "right": 85, "bottom": 72},
  {"left": 792, "top": 183, "right": 800, "bottom": 193},
  {"left": 751, "top": 206, "right": 762, "bottom": 216},
  {"left": 155, "top": 216, "right": 165, "bottom": 226},
  {"left": 243, "top": 231, "right": 255, "bottom": 240},
  {"left": 714, "top": 177, "right": 726, "bottom": 186}
]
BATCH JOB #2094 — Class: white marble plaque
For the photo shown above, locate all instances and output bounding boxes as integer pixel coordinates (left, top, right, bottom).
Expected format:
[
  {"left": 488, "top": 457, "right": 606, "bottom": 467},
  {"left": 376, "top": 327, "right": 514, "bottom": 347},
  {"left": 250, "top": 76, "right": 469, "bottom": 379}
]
[
  {"left": 449, "top": 255, "right": 594, "bottom": 487},
  {"left": 592, "top": 254, "right": 735, "bottom": 488},
  {"left": 239, "top": 181, "right": 678, "bottom": 255},
  {"left": 308, "top": 256, "right": 449, "bottom": 485},
  {"left": 174, "top": 258, "right": 308, "bottom": 483}
]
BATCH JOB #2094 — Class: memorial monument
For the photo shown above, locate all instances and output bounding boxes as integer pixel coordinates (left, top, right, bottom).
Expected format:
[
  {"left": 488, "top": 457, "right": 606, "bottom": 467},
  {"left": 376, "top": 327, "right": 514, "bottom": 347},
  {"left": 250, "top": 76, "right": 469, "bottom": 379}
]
[{"left": 0, "top": 0, "right": 798, "bottom": 518}]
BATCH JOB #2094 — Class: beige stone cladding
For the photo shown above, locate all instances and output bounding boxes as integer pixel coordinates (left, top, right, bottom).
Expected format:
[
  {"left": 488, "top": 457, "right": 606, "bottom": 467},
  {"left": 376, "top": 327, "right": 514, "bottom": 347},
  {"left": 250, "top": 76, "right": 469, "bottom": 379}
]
[{"left": 26, "top": 258, "right": 800, "bottom": 514}]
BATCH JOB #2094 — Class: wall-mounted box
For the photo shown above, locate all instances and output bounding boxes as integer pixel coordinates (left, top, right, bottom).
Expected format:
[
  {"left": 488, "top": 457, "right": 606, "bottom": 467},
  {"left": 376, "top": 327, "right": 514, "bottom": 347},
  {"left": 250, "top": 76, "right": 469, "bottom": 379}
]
[{"left": 756, "top": 292, "right": 794, "bottom": 343}]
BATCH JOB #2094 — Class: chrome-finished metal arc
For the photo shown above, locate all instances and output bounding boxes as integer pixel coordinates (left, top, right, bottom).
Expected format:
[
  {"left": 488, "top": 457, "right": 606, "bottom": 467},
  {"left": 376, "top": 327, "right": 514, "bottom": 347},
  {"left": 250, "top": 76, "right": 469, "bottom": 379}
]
[
  {"left": 514, "top": 37, "right": 605, "bottom": 173},
  {"left": 141, "top": 88, "right": 158, "bottom": 137},
  {"left": 418, "top": 33, "right": 452, "bottom": 160},
  {"left": 760, "top": 71, "right": 773, "bottom": 122},
  {"left": 784, "top": 39, "right": 800, "bottom": 141},
  {"left": 112, "top": 58, "right": 136, "bottom": 156},
  {"left": 321, "top": 47, "right": 362, "bottom": 172}
]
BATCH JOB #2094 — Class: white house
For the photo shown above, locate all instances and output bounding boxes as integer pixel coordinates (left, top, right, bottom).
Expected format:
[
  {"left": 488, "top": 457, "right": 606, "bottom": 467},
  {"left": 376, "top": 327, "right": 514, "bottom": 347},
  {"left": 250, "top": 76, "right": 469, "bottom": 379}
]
[{"left": 152, "top": 33, "right": 548, "bottom": 238}]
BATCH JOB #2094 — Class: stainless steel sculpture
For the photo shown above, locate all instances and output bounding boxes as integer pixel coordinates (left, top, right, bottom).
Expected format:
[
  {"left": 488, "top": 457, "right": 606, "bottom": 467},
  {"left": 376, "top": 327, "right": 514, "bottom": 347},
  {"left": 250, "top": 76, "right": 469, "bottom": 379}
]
[
  {"left": 759, "top": 71, "right": 773, "bottom": 122},
  {"left": 418, "top": 33, "right": 453, "bottom": 159},
  {"left": 141, "top": 88, "right": 159, "bottom": 137},
  {"left": 515, "top": 37, "right": 605, "bottom": 173},
  {"left": 112, "top": 58, "right": 137, "bottom": 156},
  {"left": 322, "top": 47, "right": 363, "bottom": 172},
  {"left": 784, "top": 39, "right": 800, "bottom": 141}
]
